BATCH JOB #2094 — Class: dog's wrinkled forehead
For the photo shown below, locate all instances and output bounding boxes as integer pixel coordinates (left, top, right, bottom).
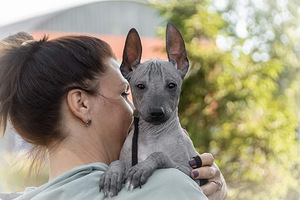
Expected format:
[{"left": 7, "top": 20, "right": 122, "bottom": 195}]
[{"left": 132, "top": 59, "right": 182, "bottom": 82}]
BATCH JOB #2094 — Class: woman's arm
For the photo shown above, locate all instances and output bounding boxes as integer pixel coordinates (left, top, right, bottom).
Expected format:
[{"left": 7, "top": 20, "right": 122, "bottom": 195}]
[{"left": 189, "top": 153, "right": 227, "bottom": 200}]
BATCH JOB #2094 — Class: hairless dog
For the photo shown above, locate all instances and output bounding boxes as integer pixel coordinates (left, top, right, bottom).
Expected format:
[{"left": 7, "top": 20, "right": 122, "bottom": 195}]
[{"left": 99, "top": 22, "right": 204, "bottom": 197}]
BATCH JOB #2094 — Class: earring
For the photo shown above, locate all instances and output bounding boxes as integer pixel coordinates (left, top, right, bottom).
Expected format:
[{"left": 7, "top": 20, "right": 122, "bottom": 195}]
[{"left": 86, "top": 119, "right": 92, "bottom": 127}]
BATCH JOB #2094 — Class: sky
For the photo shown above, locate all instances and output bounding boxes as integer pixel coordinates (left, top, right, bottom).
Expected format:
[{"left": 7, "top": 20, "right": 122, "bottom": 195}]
[{"left": 0, "top": 0, "right": 101, "bottom": 27}]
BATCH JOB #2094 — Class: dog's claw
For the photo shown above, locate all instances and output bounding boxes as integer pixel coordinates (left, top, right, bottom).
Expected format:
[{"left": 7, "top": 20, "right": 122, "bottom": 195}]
[
  {"left": 125, "top": 181, "right": 130, "bottom": 190},
  {"left": 124, "top": 160, "right": 155, "bottom": 191},
  {"left": 108, "top": 191, "right": 114, "bottom": 198},
  {"left": 99, "top": 160, "right": 126, "bottom": 197},
  {"left": 129, "top": 184, "right": 134, "bottom": 192}
]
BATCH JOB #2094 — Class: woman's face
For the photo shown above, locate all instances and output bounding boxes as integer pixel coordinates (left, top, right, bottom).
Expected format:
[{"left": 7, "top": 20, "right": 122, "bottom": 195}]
[{"left": 90, "top": 58, "right": 134, "bottom": 153}]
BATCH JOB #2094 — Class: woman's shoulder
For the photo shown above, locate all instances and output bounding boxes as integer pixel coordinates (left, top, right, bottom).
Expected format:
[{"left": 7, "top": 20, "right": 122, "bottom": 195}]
[
  {"left": 0, "top": 192, "right": 23, "bottom": 200},
  {"left": 9, "top": 162, "right": 108, "bottom": 200},
  {"left": 8, "top": 165, "right": 207, "bottom": 200},
  {"left": 151, "top": 168, "right": 208, "bottom": 197},
  {"left": 115, "top": 168, "right": 208, "bottom": 200}
]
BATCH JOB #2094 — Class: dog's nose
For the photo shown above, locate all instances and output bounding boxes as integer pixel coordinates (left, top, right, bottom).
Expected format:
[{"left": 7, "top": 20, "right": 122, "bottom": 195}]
[{"left": 149, "top": 108, "right": 165, "bottom": 121}]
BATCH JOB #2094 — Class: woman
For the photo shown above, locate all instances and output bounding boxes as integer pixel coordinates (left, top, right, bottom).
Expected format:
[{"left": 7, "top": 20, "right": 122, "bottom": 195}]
[{"left": 0, "top": 32, "right": 226, "bottom": 199}]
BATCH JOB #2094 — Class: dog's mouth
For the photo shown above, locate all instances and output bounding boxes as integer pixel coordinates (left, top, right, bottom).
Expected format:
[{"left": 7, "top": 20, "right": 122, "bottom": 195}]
[{"left": 143, "top": 116, "right": 169, "bottom": 125}]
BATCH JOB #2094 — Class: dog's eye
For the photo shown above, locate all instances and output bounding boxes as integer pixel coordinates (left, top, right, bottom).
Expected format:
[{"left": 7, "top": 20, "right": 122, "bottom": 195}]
[
  {"left": 167, "top": 83, "right": 177, "bottom": 89},
  {"left": 136, "top": 84, "right": 146, "bottom": 90}
]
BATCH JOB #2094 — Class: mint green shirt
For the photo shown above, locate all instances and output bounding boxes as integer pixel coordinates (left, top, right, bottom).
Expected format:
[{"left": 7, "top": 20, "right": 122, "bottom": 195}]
[{"left": 11, "top": 162, "right": 207, "bottom": 200}]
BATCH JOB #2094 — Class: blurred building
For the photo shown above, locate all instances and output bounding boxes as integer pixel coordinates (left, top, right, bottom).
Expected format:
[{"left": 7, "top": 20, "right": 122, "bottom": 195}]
[
  {"left": 0, "top": 0, "right": 167, "bottom": 153},
  {"left": 0, "top": 0, "right": 167, "bottom": 61}
]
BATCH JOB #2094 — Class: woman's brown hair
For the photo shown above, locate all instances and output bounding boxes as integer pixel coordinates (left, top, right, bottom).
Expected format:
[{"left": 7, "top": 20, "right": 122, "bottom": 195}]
[{"left": 0, "top": 32, "right": 115, "bottom": 167}]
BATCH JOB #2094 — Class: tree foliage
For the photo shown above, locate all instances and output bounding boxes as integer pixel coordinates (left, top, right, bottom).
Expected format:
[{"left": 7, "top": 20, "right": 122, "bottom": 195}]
[{"left": 152, "top": 0, "right": 300, "bottom": 199}]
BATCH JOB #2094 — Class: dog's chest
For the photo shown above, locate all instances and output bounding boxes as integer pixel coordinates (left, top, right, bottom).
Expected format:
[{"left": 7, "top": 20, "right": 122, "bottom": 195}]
[
  {"left": 138, "top": 142, "right": 151, "bottom": 162},
  {"left": 137, "top": 129, "right": 185, "bottom": 163},
  {"left": 137, "top": 138, "right": 165, "bottom": 162},
  {"left": 120, "top": 123, "right": 197, "bottom": 167}
]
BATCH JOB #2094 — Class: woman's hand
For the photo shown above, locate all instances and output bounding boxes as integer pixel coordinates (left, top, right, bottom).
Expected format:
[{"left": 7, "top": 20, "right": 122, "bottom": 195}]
[{"left": 189, "top": 153, "right": 227, "bottom": 200}]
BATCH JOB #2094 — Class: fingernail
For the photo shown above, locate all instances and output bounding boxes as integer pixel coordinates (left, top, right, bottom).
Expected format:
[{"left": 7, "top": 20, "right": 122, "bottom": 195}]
[
  {"left": 189, "top": 159, "right": 196, "bottom": 167},
  {"left": 192, "top": 170, "right": 199, "bottom": 178}
]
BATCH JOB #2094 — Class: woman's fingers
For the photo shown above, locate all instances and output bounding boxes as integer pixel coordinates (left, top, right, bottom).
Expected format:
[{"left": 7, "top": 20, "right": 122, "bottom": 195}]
[
  {"left": 189, "top": 153, "right": 216, "bottom": 180},
  {"left": 198, "top": 162, "right": 227, "bottom": 200},
  {"left": 188, "top": 152, "right": 227, "bottom": 200},
  {"left": 190, "top": 166, "right": 217, "bottom": 179},
  {"left": 201, "top": 180, "right": 223, "bottom": 197},
  {"left": 189, "top": 153, "right": 214, "bottom": 168}
]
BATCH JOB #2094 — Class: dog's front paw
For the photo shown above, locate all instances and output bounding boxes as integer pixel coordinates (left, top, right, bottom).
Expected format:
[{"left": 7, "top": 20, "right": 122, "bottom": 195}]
[
  {"left": 99, "top": 160, "right": 126, "bottom": 198},
  {"left": 124, "top": 161, "right": 156, "bottom": 191}
]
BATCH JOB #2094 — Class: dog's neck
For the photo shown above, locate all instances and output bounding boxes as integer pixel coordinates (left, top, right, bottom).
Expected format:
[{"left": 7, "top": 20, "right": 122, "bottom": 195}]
[{"left": 137, "top": 108, "right": 181, "bottom": 140}]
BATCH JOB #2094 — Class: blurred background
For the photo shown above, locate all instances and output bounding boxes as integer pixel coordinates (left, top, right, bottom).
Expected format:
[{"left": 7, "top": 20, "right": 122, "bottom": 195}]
[{"left": 0, "top": 0, "right": 300, "bottom": 199}]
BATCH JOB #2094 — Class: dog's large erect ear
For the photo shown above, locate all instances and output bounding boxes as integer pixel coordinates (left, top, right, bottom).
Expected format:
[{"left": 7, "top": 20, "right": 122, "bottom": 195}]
[
  {"left": 120, "top": 28, "right": 142, "bottom": 79},
  {"left": 166, "top": 22, "right": 189, "bottom": 78}
]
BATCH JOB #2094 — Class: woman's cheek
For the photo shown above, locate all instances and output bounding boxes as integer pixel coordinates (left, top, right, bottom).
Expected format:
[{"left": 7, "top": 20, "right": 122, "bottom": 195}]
[
  {"left": 127, "top": 98, "right": 134, "bottom": 112},
  {"left": 125, "top": 100, "right": 134, "bottom": 127}
]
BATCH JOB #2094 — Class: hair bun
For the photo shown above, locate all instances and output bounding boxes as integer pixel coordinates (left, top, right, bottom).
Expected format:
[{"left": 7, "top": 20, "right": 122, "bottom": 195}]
[
  {"left": 0, "top": 31, "right": 35, "bottom": 135},
  {"left": 1, "top": 32, "right": 34, "bottom": 46}
]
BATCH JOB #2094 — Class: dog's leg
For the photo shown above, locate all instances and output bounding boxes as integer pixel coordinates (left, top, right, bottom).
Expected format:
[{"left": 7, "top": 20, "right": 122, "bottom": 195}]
[
  {"left": 99, "top": 160, "right": 127, "bottom": 197},
  {"left": 125, "top": 152, "right": 189, "bottom": 190}
]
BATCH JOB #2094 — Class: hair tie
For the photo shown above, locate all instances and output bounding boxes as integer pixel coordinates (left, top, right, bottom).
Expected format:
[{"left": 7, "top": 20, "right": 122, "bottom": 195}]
[{"left": 21, "top": 40, "right": 35, "bottom": 46}]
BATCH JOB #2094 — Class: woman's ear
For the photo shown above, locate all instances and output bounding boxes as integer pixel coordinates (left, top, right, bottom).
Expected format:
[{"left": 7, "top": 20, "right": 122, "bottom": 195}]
[{"left": 66, "top": 89, "right": 91, "bottom": 125}]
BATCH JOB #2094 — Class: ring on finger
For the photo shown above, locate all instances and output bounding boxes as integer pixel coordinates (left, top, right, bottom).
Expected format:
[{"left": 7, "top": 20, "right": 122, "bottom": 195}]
[
  {"left": 192, "top": 155, "right": 202, "bottom": 168},
  {"left": 209, "top": 180, "right": 223, "bottom": 191}
]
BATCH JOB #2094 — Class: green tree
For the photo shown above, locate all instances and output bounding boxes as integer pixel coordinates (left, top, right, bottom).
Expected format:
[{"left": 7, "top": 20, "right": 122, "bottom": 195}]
[{"left": 152, "top": 0, "right": 300, "bottom": 199}]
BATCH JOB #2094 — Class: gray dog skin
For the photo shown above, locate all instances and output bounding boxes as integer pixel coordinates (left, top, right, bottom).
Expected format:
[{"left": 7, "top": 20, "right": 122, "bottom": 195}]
[{"left": 99, "top": 22, "right": 200, "bottom": 197}]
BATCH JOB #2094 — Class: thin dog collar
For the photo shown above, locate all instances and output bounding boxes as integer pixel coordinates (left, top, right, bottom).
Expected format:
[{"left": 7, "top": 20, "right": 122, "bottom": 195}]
[{"left": 132, "top": 110, "right": 140, "bottom": 166}]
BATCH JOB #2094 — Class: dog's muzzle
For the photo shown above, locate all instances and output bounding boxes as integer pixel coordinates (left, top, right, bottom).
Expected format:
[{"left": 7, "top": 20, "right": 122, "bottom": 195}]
[{"left": 143, "top": 107, "right": 168, "bottom": 124}]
